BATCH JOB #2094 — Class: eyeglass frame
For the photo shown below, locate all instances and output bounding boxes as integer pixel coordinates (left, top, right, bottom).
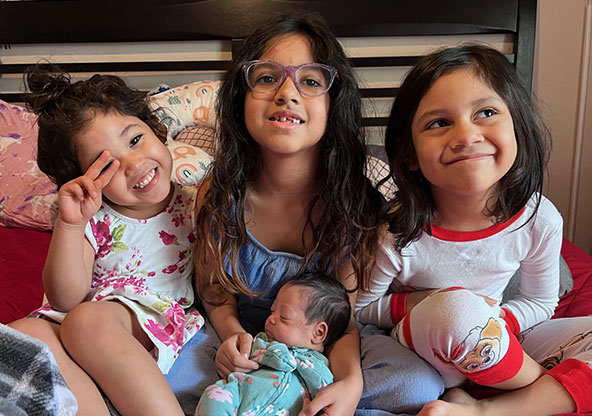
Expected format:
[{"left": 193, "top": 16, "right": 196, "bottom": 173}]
[{"left": 241, "top": 60, "right": 339, "bottom": 97}]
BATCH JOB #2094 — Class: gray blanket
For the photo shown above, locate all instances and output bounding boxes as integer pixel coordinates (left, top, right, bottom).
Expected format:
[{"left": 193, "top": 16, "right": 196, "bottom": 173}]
[{"left": 0, "top": 324, "right": 77, "bottom": 416}]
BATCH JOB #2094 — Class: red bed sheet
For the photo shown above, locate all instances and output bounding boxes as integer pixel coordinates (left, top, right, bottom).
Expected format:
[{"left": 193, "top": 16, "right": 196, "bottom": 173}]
[
  {"left": 554, "top": 238, "right": 592, "bottom": 319},
  {"left": 1, "top": 228, "right": 591, "bottom": 415},
  {"left": 3, "top": 228, "right": 590, "bottom": 323},
  {"left": 0, "top": 227, "right": 50, "bottom": 324}
]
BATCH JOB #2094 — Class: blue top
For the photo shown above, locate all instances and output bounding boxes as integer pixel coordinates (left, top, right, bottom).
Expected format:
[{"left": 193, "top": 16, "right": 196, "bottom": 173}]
[{"left": 226, "top": 228, "right": 312, "bottom": 335}]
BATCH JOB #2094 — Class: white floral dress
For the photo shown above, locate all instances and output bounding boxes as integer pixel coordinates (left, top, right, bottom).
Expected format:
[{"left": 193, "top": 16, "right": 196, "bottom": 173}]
[{"left": 34, "top": 182, "right": 204, "bottom": 374}]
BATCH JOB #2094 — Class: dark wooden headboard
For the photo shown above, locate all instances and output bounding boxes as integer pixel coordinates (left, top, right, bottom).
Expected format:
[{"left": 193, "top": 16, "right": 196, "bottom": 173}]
[{"left": 0, "top": 0, "right": 537, "bottom": 142}]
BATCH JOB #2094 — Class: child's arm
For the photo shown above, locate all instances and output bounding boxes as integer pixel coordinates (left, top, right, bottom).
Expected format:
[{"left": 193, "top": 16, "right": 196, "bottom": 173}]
[
  {"left": 43, "top": 152, "right": 119, "bottom": 311},
  {"left": 43, "top": 220, "right": 96, "bottom": 311},
  {"left": 300, "top": 261, "right": 363, "bottom": 416},
  {"left": 201, "top": 282, "right": 260, "bottom": 378},
  {"left": 355, "top": 232, "right": 402, "bottom": 328},
  {"left": 501, "top": 207, "right": 563, "bottom": 333}
]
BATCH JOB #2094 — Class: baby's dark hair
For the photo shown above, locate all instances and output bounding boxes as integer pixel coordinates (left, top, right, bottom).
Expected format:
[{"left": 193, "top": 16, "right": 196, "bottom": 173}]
[
  {"left": 384, "top": 44, "right": 551, "bottom": 251},
  {"left": 24, "top": 64, "right": 166, "bottom": 188},
  {"left": 288, "top": 271, "right": 351, "bottom": 347}
]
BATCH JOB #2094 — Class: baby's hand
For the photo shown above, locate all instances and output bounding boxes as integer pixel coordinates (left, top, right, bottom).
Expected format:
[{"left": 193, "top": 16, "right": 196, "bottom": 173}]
[
  {"left": 58, "top": 151, "right": 119, "bottom": 226},
  {"left": 215, "top": 332, "right": 259, "bottom": 378}
]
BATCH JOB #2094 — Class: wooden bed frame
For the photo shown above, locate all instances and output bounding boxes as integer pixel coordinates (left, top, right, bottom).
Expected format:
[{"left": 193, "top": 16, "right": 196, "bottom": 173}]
[{"left": 0, "top": 0, "right": 537, "bottom": 132}]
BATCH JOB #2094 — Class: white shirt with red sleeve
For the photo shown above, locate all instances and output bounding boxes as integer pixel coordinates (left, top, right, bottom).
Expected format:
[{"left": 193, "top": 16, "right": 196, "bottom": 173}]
[{"left": 355, "top": 194, "right": 563, "bottom": 334}]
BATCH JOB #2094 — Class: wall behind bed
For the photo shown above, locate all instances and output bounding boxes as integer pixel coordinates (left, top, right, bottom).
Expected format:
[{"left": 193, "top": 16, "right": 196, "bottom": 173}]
[{"left": 534, "top": 0, "right": 592, "bottom": 255}]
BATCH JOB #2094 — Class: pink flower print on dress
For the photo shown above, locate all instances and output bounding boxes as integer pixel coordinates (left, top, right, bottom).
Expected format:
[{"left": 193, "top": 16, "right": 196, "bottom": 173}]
[
  {"left": 90, "top": 215, "right": 114, "bottom": 258},
  {"left": 162, "top": 264, "right": 178, "bottom": 274},
  {"left": 145, "top": 319, "right": 174, "bottom": 347},
  {"left": 159, "top": 230, "right": 178, "bottom": 246},
  {"left": 188, "top": 232, "right": 196, "bottom": 244},
  {"left": 204, "top": 384, "right": 233, "bottom": 404},
  {"left": 167, "top": 304, "right": 186, "bottom": 346},
  {"left": 171, "top": 213, "right": 185, "bottom": 227}
]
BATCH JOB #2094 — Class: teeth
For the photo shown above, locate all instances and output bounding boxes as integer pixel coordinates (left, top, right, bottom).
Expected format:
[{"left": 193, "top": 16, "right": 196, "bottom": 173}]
[
  {"left": 133, "top": 168, "right": 156, "bottom": 189},
  {"left": 270, "top": 116, "right": 302, "bottom": 124}
]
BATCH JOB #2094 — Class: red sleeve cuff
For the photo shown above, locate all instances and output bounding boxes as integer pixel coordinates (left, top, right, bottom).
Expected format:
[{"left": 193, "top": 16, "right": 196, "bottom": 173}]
[
  {"left": 502, "top": 308, "right": 521, "bottom": 335},
  {"left": 465, "top": 330, "right": 523, "bottom": 386},
  {"left": 547, "top": 358, "right": 592, "bottom": 413},
  {"left": 390, "top": 292, "right": 408, "bottom": 325}
]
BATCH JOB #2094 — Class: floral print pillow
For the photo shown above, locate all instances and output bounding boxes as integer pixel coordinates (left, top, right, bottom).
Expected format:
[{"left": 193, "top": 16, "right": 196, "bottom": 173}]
[{"left": 0, "top": 100, "right": 57, "bottom": 230}]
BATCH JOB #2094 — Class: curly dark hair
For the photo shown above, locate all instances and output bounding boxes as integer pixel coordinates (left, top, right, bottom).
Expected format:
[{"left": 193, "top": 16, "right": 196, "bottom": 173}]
[
  {"left": 195, "top": 12, "right": 384, "bottom": 303},
  {"left": 384, "top": 44, "right": 551, "bottom": 251},
  {"left": 24, "top": 64, "right": 166, "bottom": 188}
]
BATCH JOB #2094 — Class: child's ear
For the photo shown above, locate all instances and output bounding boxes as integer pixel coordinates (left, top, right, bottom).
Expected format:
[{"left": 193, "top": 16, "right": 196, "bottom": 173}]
[{"left": 312, "top": 321, "right": 328, "bottom": 345}]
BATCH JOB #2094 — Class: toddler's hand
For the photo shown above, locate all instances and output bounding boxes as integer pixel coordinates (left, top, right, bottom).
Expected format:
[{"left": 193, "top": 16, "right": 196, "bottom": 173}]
[
  {"left": 215, "top": 332, "right": 259, "bottom": 378},
  {"left": 58, "top": 151, "right": 119, "bottom": 226}
]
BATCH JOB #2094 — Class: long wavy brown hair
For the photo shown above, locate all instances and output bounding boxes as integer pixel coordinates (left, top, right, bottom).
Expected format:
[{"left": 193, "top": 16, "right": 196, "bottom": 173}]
[{"left": 195, "top": 13, "right": 384, "bottom": 304}]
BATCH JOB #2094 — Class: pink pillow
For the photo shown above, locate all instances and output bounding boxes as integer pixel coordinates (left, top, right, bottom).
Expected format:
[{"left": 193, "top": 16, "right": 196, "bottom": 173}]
[{"left": 0, "top": 100, "right": 57, "bottom": 230}]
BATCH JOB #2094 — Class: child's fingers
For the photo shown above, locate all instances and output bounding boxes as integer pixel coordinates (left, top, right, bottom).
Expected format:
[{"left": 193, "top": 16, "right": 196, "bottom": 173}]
[
  {"left": 94, "top": 159, "right": 120, "bottom": 190},
  {"left": 61, "top": 175, "right": 98, "bottom": 200},
  {"left": 237, "top": 332, "right": 253, "bottom": 357},
  {"left": 76, "top": 175, "right": 100, "bottom": 199},
  {"left": 236, "top": 333, "right": 258, "bottom": 370},
  {"left": 84, "top": 150, "right": 111, "bottom": 179},
  {"left": 62, "top": 181, "right": 87, "bottom": 201},
  {"left": 85, "top": 150, "right": 119, "bottom": 187},
  {"left": 215, "top": 357, "right": 233, "bottom": 379}
]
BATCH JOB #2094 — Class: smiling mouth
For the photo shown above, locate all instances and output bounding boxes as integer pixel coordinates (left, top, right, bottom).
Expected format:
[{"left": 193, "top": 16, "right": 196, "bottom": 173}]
[
  {"left": 268, "top": 116, "right": 304, "bottom": 124},
  {"left": 133, "top": 168, "right": 156, "bottom": 189},
  {"left": 447, "top": 154, "right": 491, "bottom": 164}
]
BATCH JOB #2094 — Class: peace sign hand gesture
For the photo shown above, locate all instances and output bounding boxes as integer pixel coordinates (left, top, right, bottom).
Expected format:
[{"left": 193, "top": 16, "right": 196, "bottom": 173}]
[{"left": 57, "top": 150, "right": 120, "bottom": 226}]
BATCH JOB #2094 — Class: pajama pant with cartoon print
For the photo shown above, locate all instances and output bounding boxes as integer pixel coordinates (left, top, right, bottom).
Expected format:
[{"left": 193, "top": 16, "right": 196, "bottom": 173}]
[{"left": 395, "top": 289, "right": 592, "bottom": 413}]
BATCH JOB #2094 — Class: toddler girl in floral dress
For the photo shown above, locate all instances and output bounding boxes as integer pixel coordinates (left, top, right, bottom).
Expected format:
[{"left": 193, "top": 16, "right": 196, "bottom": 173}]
[{"left": 9, "top": 65, "right": 203, "bottom": 416}]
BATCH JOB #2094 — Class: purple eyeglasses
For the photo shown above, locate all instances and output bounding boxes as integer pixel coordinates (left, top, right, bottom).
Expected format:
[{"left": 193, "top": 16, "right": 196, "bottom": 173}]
[{"left": 242, "top": 60, "right": 338, "bottom": 97}]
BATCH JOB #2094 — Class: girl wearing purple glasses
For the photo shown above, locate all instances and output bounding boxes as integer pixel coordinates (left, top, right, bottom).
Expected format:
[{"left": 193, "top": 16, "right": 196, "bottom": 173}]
[{"left": 165, "top": 11, "right": 445, "bottom": 416}]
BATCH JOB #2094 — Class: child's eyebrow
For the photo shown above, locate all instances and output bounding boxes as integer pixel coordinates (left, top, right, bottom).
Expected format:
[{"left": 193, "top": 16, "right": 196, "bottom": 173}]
[
  {"left": 120, "top": 123, "right": 139, "bottom": 138},
  {"left": 470, "top": 96, "right": 502, "bottom": 107},
  {"left": 89, "top": 123, "right": 139, "bottom": 165}
]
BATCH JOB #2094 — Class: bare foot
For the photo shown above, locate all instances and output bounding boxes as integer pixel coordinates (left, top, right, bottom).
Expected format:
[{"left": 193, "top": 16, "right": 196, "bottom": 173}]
[
  {"left": 416, "top": 389, "right": 482, "bottom": 416},
  {"left": 441, "top": 388, "right": 477, "bottom": 404}
]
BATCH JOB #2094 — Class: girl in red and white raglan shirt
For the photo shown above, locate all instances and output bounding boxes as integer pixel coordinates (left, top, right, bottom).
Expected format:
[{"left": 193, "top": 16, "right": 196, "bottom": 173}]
[{"left": 356, "top": 44, "right": 592, "bottom": 416}]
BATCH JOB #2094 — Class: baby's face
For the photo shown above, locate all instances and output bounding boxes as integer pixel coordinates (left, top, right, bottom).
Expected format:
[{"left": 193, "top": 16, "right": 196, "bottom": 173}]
[{"left": 265, "top": 284, "right": 318, "bottom": 350}]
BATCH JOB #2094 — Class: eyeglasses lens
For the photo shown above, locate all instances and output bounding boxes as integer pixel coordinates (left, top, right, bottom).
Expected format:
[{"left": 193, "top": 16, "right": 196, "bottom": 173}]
[{"left": 246, "top": 62, "right": 333, "bottom": 97}]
